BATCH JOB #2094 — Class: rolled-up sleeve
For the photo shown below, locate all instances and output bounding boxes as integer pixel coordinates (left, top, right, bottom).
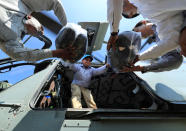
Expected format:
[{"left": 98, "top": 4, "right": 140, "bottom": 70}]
[
  {"left": 143, "top": 51, "right": 183, "bottom": 73},
  {"left": 0, "top": 40, "right": 53, "bottom": 61},
  {"left": 22, "top": 0, "right": 67, "bottom": 26},
  {"left": 107, "top": 0, "right": 123, "bottom": 33}
]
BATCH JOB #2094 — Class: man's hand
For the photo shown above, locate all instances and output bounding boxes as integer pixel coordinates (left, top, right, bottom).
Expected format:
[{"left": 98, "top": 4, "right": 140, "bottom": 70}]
[
  {"left": 107, "top": 34, "right": 118, "bottom": 51},
  {"left": 52, "top": 48, "right": 75, "bottom": 61},
  {"left": 129, "top": 55, "right": 139, "bottom": 66},
  {"left": 120, "top": 65, "right": 144, "bottom": 72},
  {"left": 179, "top": 28, "right": 186, "bottom": 57}
]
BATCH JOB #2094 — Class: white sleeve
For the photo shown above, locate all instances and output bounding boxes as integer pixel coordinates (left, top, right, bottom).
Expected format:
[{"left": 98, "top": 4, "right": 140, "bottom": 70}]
[
  {"left": 139, "top": 36, "right": 179, "bottom": 60},
  {"left": 139, "top": 13, "right": 182, "bottom": 60},
  {"left": 50, "top": 0, "right": 67, "bottom": 26},
  {"left": 22, "top": 0, "right": 67, "bottom": 26},
  {"left": 1, "top": 40, "right": 53, "bottom": 61},
  {"left": 107, "top": 0, "right": 123, "bottom": 33}
]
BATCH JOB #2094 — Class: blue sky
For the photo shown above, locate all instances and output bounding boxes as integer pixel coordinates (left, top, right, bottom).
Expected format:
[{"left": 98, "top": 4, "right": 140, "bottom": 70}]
[{"left": 0, "top": 0, "right": 144, "bottom": 84}]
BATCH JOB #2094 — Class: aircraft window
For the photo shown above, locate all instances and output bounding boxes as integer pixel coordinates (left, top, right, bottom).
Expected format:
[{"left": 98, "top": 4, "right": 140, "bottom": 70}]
[{"left": 36, "top": 74, "right": 64, "bottom": 109}]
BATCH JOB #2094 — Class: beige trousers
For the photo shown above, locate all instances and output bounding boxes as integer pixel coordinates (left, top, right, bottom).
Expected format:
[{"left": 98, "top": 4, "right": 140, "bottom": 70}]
[{"left": 71, "top": 84, "right": 97, "bottom": 109}]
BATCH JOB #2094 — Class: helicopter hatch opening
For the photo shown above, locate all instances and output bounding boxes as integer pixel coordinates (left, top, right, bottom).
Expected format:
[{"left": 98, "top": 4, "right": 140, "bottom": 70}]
[
  {"left": 0, "top": 58, "right": 169, "bottom": 113},
  {"left": 32, "top": 60, "right": 168, "bottom": 112}
]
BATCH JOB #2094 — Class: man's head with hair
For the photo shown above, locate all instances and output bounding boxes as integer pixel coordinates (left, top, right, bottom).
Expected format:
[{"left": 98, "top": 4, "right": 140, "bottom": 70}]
[
  {"left": 122, "top": 0, "right": 139, "bottom": 19},
  {"left": 133, "top": 20, "right": 154, "bottom": 38}
]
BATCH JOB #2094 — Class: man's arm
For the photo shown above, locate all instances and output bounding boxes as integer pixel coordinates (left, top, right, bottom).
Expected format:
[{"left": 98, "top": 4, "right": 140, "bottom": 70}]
[
  {"left": 138, "top": 12, "right": 182, "bottom": 60},
  {"left": 1, "top": 40, "right": 74, "bottom": 61},
  {"left": 122, "top": 50, "right": 183, "bottom": 73},
  {"left": 142, "top": 50, "right": 183, "bottom": 73},
  {"left": 138, "top": 36, "right": 179, "bottom": 61},
  {"left": 92, "top": 64, "right": 109, "bottom": 76},
  {"left": 107, "top": 0, "right": 123, "bottom": 33},
  {"left": 107, "top": 0, "right": 123, "bottom": 50},
  {"left": 22, "top": 0, "right": 67, "bottom": 26}
]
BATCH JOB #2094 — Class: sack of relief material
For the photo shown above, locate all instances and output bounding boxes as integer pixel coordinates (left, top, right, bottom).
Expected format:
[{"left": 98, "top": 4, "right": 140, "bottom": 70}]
[
  {"left": 55, "top": 23, "right": 88, "bottom": 63},
  {"left": 107, "top": 31, "right": 141, "bottom": 73}
]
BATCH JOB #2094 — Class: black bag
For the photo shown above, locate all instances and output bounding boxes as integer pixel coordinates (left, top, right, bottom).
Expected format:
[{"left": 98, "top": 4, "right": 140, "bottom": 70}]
[
  {"left": 107, "top": 31, "right": 141, "bottom": 72},
  {"left": 55, "top": 23, "right": 88, "bottom": 63}
]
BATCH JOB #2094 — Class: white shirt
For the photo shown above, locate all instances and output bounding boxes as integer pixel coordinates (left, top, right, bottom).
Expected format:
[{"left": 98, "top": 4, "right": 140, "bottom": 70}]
[
  {"left": 129, "top": 0, "right": 186, "bottom": 60},
  {"left": 67, "top": 63, "right": 107, "bottom": 88},
  {"left": 107, "top": 0, "right": 123, "bottom": 33},
  {"left": 0, "top": 0, "right": 67, "bottom": 61}
]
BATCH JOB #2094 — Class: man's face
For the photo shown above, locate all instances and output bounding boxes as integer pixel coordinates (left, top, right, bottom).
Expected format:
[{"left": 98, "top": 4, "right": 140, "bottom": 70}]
[
  {"left": 133, "top": 21, "right": 154, "bottom": 38},
  {"left": 82, "top": 57, "right": 92, "bottom": 67},
  {"left": 122, "top": 0, "right": 138, "bottom": 18}
]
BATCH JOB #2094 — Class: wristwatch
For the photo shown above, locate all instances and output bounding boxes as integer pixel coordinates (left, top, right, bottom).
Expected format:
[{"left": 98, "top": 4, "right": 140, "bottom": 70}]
[
  {"left": 111, "top": 30, "right": 119, "bottom": 36},
  {"left": 111, "top": 32, "right": 118, "bottom": 36}
]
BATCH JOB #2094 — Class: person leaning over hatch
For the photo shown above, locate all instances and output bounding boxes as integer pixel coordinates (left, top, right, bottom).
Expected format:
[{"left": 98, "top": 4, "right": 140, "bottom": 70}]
[
  {"left": 107, "top": 0, "right": 186, "bottom": 59},
  {"left": 125, "top": 0, "right": 186, "bottom": 60},
  {"left": 107, "top": 0, "right": 139, "bottom": 51},
  {"left": 121, "top": 20, "right": 183, "bottom": 73},
  {"left": 63, "top": 55, "right": 109, "bottom": 109},
  {"left": 0, "top": 0, "right": 75, "bottom": 61}
]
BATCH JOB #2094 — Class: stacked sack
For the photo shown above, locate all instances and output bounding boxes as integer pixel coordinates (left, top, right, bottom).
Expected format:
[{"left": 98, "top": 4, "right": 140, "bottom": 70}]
[
  {"left": 107, "top": 31, "right": 141, "bottom": 73},
  {"left": 55, "top": 23, "right": 88, "bottom": 63}
]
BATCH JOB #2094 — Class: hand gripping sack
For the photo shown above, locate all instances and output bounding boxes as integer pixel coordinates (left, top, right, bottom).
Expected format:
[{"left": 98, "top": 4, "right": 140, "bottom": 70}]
[{"left": 107, "top": 31, "right": 141, "bottom": 72}]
